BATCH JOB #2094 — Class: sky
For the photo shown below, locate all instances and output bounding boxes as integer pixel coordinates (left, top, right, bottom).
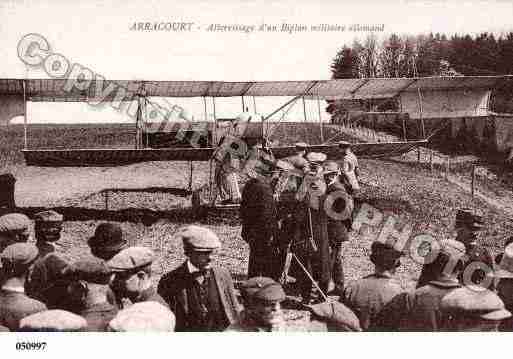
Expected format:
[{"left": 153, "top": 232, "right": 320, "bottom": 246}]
[{"left": 2, "top": 0, "right": 513, "bottom": 124}]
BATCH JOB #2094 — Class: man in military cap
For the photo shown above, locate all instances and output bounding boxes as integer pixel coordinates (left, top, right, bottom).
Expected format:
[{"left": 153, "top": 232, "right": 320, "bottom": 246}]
[
  {"left": 0, "top": 243, "right": 47, "bottom": 330},
  {"left": 342, "top": 241, "right": 405, "bottom": 330},
  {"left": 158, "top": 225, "right": 241, "bottom": 331},
  {"left": 0, "top": 213, "right": 31, "bottom": 251},
  {"left": 373, "top": 240, "right": 465, "bottom": 331},
  {"left": 66, "top": 258, "right": 118, "bottom": 331},
  {"left": 25, "top": 210, "right": 72, "bottom": 309},
  {"left": 291, "top": 152, "right": 331, "bottom": 303},
  {"left": 338, "top": 141, "right": 360, "bottom": 196},
  {"left": 19, "top": 309, "right": 87, "bottom": 332},
  {"left": 108, "top": 301, "right": 176, "bottom": 332},
  {"left": 240, "top": 155, "right": 280, "bottom": 279},
  {"left": 88, "top": 223, "right": 127, "bottom": 261},
  {"left": 108, "top": 246, "right": 167, "bottom": 309},
  {"left": 323, "top": 160, "right": 353, "bottom": 294},
  {"left": 441, "top": 286, "right": 511, "bottom": 331},
  {"left": 416, "top": 208, "right": 493, "bottom": 289}
]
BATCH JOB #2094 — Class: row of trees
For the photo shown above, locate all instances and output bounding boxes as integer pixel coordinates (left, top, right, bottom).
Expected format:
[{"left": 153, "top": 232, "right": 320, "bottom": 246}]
[{"left": 330, "top": 32, "right": 513, "bottom": 112}]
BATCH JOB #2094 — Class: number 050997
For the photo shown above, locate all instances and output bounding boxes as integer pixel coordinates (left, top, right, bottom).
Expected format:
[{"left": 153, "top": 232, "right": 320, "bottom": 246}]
[{"left": 15, "top": 342, "right": 47, "bottom": 350}]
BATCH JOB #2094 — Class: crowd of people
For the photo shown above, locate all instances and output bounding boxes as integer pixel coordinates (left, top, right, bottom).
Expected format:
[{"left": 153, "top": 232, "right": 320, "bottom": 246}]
[{"left": 0, "top": 135, "right": 512, "bottom": 332}]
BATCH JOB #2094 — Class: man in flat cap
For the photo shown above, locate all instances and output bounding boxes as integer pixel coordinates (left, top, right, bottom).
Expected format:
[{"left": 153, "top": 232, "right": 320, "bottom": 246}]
[
  {"left": 88, "top": 223, "right": 127, "bottom": 261},
  {"left": 108, "top": 246, "right": 166, "bottom": 309},
  {"left": 441, "top": 286, "right": 511, "bottom": 331},
  {"left": 240, "top": 156, "right": 280, "bottom": 279},
  {"left": 416, "top": 208, "right": 493, "bottom": 289},
  {"left": 488, "top": 242, "right": 513, "bottom": 331},
  {"left": 0, "top": 243, "right": 47, "bottom": 331},
  {"left": 373, "top": 240, "right": 465, "bottom": 331},
  {"left": 19, "top": 309, "right": 87, "bottom": 332},
  {"left": 25, "top": 210, "right": 73, "bottom": 309},
  {"left": 108, "top": 301, "right": 175, "bottom": 332},
  {"left": 342, "top": 241, "right": 405, "bottom": 330},
  {"left": 0, "top": 213, "right": 31, "bottom": 252},
  {"left": 66, "top": 258, "right": 118, "bottom": 331},
  {"left": 323, "top": 160, "right": 353, "bottom": 294},
  {"left": 158, "top": 226, "right": 241, "bottom": 331}
]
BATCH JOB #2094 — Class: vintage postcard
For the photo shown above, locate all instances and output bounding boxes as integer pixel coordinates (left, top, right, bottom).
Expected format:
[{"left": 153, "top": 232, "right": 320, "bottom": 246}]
[{"left": 1, "top": 0, "right": 513, "bottom": 357}]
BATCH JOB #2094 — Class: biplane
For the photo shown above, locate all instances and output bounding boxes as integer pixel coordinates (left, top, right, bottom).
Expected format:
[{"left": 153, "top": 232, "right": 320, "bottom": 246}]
[{"left": 2, "top": 75, "right": 509, "bottom": 207}]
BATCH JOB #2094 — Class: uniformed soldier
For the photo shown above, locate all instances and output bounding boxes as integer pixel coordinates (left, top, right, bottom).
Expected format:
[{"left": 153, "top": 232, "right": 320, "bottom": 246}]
[
  {"left": 441, "top": 286, "right": 511, "bottom": 331},
  {"left": 373, "top": 240, "right": 465, "bottom": 331},
  {"left": 417, "top": 208, "right": 493, "bottom": 289},
  {"left": 0, "top": 213, "right": 31, "bottom": 251},
  {"left": 342, "top": 241, "right": 405, "bottom": 330},
  {"left": 25, "top": 210, "right": 73, "bottom": 309},
  {"left": 19, "top": 309, "right": 87, "bottom": 332},
  {"left": 157, "top": 226, "right": 241, "bottom": 331},
  {"left": 323, "top": 160, "right": 353, "bottom": 294},
  {"left": 107, "top": 301, "right": 176, "bottom": 332},
  {"left": 66, "top": 258, "right": 118, "bottom": 331},
  {"left": 108, "top": 246, "right": 167, "bottom": 308},
  {"left": 240, "top": 156, "right": 280, "bottom": 279},
  {"left": 291, "top": 152, "right": 331, "bottom": 304},
  {"left": 0, "top": 243, "right": 47, "bottom": 331},
  {"left": 88, "top": 223, "right": 128, "bottom": 261},
  {"left": 338, "top": 141, "right": 360, "bottom": 195},
  {"left": 489, "top": 242, "right": 513, "bottom": 331}
]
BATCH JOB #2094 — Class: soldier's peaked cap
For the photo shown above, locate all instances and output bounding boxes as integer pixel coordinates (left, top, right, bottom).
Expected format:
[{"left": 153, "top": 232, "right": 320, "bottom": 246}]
[
  {"left": 306, "top": 152, "right": 327, "bottom": 164},
  {"left": 19, "top": 310, "right": 87, "bottom": 332},
  {"left": 177, "top": 225, "right": 221, "bottom": 251},
  {"left": 0, "top": 213, "right": 31, "bottom": 235},
  {"left": 322, "top": 161, "right": 340, "bottom": 174},
  {"left": 1, "top": 242, "right": 38, "bottom": 267},
  {"left": 240, "top": 277, "right": 286, "bottom": 303},
  {"left": 34, "top": 210, "right": 63, "bottom": 223},
  {"left": 107, "top": 246, "right": 155, "bottom": 272}
]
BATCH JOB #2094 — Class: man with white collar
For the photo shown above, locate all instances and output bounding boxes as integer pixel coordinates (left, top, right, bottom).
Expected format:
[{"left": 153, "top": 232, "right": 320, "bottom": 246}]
[
  {"left": 0, "top": 243, "right": 47, "bottom": 330},
  {"left": 157, "top": 226, "right": 241, "bottom": 331}
]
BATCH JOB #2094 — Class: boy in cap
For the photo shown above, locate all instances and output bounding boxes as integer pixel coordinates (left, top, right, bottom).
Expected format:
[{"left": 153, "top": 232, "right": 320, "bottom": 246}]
[
  {"left": 342, "top": 241, "right": 404, "bottom": 330},
  {"left": 323, "top": 160, "right": 353, "bottom": 294},
  {"left": 108, "top": 246, "right": 166, "bottom": 308},
  {"left": 0, "top": 243, "right": 47, "bottom": 330},
  {"left": 441, "top": 286, "right": 511, "bottom": 331},
  {"left": 108, "top": 301, "right": 175, "bottom": 332},
  {"left": 158, "top": 226, "right": 241, "bottom": 331},
  {"left": 416, "top": 208, "right": 493, "bottom": 289},
  {"left": 226, "top": 276, "right": 287, "bottom": 331},
  {"left": 66, "top": 258, "right": 118, "bottom": 331},
  {"left": 25, "top": 210, "right": 73, "bottom": 309},
  {"left": 88, "top": 223, "right": 127, "bottom": 261},
  {"left": 240, "top": 156, "right": 280, "bottom": 279},
  {"left": 374, "top": 240, "right": 465, "bottom": 331},
  {"left": 19, "top": 309, "right": 87, "bottom": 332}
]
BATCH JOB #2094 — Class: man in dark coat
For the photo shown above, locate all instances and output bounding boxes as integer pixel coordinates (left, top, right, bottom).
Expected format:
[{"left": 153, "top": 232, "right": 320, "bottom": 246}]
[
  {"left": 373, "top": 240, "right": 465, "bottom": 331},
  {"left": 25, "top": 210, "right": 73, "bottom": 309},
  {"left": 0, "top": 243, "right": 47, "bottom": 331},
  {"left": 108, "top": 246, "right": 167, "bottom": 309},
  {"left": 322, "top": 161, "right": 353, "bottom": 294},
  {"left": 240, "top": 156, "right": 279, "bottom": 279},
  {"left": 66, "top": 258, "right": 118, "bottom": 331},
  {"left": 157, "top": 226, "right": 241, "bottom": 332},
  {"left": 417, "top": 208, "right": 493, "bottom": 289}
]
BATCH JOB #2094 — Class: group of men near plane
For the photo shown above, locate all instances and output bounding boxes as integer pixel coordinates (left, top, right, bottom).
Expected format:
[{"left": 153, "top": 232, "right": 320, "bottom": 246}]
[{"left": 0, "top": 115, "right": 513, "bottom": 332}]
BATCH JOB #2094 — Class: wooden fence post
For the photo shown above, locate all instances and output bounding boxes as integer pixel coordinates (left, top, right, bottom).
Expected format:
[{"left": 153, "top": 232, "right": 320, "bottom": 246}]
[
  {"left": 429, "top": 150, "right": 434, "bottom": 173},
  {"left": 471, "top": 164, "right": 476, "bottom": 198}
]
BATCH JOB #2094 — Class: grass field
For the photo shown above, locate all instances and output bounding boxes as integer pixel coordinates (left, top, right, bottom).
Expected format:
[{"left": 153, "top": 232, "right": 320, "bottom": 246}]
[{"left": 1, "top": 123, "right": 512, "bottom": 293}]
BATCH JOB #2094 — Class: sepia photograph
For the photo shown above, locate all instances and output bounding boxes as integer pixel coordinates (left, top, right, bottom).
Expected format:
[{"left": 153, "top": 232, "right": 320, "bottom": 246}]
[{"left": 1, "top": 0, "right": 513, "bottom": 356}]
